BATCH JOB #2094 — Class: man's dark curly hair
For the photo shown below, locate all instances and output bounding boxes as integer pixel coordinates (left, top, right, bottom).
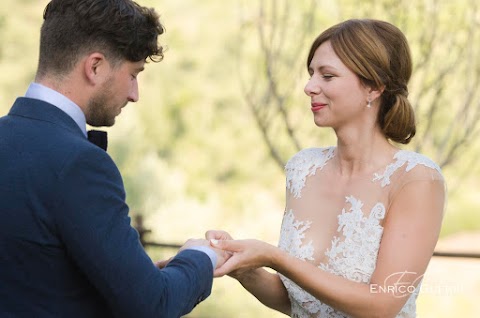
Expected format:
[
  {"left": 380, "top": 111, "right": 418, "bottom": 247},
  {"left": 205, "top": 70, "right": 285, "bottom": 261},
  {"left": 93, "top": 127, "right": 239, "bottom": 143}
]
[{"left": 37, "top": 0, "right": 165, "bottom": 78}]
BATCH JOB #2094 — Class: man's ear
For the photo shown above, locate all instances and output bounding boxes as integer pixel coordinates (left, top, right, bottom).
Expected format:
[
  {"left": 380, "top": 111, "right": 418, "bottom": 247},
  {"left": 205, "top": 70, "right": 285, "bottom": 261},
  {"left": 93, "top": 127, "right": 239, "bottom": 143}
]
[{"left": 84, "top": 52, "right": 108, "bottom": 85}]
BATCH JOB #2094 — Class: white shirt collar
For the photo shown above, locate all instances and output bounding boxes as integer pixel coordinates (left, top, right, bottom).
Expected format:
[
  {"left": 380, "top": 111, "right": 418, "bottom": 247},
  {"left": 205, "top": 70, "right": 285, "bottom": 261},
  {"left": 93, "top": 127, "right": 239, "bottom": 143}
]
[{"left": 25, "top": 82, "right": 87, "bottom": 137}]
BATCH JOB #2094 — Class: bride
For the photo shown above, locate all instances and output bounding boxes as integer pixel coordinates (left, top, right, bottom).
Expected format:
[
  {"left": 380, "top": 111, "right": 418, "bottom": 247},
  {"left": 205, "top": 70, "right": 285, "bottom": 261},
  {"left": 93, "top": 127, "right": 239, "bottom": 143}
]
[{"left": 208, "top": 19, "right": 445, "bottom": 318}]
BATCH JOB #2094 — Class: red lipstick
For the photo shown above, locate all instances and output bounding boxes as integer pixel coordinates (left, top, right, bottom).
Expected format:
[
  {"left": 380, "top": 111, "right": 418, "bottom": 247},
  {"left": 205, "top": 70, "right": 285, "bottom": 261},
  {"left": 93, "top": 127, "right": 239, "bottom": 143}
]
[{"left": 311, "top": 102, "right": 326, "bottom": 112}]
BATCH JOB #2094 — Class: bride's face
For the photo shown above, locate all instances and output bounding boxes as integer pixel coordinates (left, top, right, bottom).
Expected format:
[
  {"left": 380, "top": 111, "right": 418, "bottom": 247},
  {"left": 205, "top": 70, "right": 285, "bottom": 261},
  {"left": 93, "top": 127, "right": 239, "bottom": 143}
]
[{"left": 304, "top": 41, "right": 370, "bottom": 130}]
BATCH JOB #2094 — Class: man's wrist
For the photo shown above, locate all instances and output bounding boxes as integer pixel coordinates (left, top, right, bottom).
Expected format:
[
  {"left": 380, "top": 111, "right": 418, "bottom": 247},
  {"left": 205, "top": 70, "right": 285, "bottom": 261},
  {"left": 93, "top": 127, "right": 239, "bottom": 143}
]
[{"left": 185, "top": 246, "right": 217, "bottom": 270}]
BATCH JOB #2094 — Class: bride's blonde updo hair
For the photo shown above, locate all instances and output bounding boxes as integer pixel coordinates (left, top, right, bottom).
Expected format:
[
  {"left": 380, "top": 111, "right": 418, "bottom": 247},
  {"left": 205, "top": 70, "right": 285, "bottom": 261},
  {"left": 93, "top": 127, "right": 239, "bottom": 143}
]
[{"left": 307, "top": 19, "right": 416, "bottom": 144}]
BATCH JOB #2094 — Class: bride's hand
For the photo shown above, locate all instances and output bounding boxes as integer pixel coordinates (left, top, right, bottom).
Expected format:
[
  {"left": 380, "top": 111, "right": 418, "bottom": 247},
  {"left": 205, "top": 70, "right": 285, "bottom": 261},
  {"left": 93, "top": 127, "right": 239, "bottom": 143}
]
[{"left": 209, "top": 239, "right": 276, "bottom": 278}]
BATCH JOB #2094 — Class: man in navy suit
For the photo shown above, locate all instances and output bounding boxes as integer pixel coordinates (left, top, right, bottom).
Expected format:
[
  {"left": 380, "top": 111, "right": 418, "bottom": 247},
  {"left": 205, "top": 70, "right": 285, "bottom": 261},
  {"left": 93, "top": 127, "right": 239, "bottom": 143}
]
[{"left": 0, "top": 0, "right": 227, "bottom": 317}]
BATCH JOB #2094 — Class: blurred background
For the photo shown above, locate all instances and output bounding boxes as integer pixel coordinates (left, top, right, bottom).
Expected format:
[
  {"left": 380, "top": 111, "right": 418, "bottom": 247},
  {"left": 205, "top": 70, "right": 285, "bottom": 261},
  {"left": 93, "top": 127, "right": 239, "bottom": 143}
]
[{"left": 1, "top": 0, "right": 479, "bottom": 317}]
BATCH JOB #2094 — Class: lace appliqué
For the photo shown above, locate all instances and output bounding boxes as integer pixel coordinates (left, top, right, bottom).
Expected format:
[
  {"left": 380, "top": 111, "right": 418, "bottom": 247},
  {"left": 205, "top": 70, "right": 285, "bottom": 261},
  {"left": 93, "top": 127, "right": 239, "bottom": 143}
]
[
  {"left": 280, "top": 197, "right": 386, "bottom": 317},
  {"left": 373, "top": 150, "right": 442, "bottom": 187},
  {"left": 280, "top": 197, "right": 418, "bottom": 317},
  {"left": 279, "top": 209, "right": 315, "bottom": 261},
  {"left": 279, "top": 210, "right": 336, "bottom": 316},
  {"left": 285, "top": 147, "right": 335, "bottom": 198},
  {"left": 320, "top": 196, "right": 385, "bottom": 284}
]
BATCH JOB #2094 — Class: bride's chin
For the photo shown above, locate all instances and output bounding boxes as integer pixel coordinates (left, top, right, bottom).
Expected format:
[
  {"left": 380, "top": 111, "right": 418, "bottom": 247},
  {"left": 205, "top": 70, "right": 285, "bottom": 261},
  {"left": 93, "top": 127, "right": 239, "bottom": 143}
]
[{"left": 313, "top": 120, "right": 329, "bottom": 128}]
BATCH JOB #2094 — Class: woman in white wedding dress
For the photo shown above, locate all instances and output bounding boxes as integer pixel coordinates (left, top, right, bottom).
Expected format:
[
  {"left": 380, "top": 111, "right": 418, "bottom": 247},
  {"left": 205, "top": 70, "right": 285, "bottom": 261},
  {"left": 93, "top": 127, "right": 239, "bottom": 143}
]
[{"left": 208, "top": 19, "right": 445, "bottom": 318}]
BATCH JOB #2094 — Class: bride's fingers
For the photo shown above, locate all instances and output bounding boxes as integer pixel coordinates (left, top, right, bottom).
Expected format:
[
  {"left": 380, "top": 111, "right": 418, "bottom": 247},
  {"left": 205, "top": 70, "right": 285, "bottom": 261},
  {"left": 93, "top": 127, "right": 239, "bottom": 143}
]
[
  {"left": 210, "top": 239, "right": 242, "bottom": 253},
  {"left": 214, "top": 257, "right": 240, "bottom": 277}
]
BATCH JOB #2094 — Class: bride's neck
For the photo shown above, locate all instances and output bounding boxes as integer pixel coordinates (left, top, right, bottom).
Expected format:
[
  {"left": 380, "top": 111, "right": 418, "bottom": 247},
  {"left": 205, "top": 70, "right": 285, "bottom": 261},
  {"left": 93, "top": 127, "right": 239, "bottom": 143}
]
[{"left": 334, "top": 128, "right": 397, "bottom": 177}]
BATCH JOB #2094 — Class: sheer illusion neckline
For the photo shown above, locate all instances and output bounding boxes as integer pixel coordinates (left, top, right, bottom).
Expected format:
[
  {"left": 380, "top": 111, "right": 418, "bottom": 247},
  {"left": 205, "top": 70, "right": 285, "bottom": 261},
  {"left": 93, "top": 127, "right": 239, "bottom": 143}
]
[{"left": 323, "top": 146, "right": 404, "bottom": 179}]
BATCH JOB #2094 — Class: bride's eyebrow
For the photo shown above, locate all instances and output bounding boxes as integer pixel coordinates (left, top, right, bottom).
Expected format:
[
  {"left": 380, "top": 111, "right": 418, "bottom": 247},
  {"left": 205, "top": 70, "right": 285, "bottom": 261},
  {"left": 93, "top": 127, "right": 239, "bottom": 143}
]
[
  {"left": 318, "top": 65, "right": 338, "bottom": 72},
  {"left": 308, "top": 64, "right": 339, "bottom": 74}
]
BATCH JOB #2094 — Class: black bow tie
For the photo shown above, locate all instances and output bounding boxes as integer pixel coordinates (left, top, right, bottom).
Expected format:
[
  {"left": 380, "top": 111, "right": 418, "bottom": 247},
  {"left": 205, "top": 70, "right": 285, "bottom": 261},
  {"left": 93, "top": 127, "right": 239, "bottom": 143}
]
[{"left": 87, "top": 130, "right": 108, "bottom": 151}]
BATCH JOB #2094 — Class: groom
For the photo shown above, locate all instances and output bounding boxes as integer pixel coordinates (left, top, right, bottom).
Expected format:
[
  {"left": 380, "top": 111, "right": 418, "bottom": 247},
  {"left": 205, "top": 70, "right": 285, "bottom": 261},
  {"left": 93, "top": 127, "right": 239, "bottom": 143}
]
[{"left": 0, "top": 0, "right": 226, "bottom": 317}]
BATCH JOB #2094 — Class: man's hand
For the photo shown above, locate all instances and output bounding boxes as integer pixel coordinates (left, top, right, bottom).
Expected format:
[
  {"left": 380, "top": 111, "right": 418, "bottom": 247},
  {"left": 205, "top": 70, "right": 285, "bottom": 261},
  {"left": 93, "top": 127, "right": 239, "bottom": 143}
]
[
  {"left": 155, "top": 238, "right": 232, "bottom": 270},
  {"left": 178, "top": 238, "right": 211, "bottom": 252},
  {"left": 181, "top": 238, "right": 233, "bottom": 269},
  {"left": 205, "top": 230, "right": 234, "bottom": 241}
]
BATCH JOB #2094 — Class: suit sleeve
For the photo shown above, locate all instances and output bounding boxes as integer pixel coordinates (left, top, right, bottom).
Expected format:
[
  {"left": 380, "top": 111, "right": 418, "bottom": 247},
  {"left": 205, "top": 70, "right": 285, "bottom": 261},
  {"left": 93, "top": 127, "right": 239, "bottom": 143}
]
[{"left": 53, "top": 146, "right": 213, "bottom": 318}]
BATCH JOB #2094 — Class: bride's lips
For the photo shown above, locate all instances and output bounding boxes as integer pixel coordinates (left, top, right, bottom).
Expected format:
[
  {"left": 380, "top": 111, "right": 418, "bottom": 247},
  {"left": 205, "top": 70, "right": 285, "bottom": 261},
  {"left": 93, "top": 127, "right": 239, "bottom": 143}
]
[{"left": 311, "top": 102, "right": 327, "bottom": 112}]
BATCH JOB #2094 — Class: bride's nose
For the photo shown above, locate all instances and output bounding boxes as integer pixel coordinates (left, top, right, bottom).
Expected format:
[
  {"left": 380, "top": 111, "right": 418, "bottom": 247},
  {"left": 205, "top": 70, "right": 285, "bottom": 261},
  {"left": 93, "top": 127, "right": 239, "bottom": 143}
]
[{"left": 304, "top": 77, "right": 321, "bottom": 96}]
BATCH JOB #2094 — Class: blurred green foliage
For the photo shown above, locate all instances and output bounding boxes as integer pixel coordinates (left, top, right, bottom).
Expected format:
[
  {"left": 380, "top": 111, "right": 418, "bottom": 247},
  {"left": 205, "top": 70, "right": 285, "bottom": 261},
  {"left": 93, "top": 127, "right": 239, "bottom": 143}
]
[{"left": 1, "top": 0, "right": 479, "bottom": 317}]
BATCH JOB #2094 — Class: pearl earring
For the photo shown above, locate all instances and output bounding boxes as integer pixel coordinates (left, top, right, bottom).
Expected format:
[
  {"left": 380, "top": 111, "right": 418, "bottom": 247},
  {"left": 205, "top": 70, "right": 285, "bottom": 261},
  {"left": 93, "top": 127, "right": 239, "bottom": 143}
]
[{"left": 367, "top": 99, "right": 372, "bottom": 108}]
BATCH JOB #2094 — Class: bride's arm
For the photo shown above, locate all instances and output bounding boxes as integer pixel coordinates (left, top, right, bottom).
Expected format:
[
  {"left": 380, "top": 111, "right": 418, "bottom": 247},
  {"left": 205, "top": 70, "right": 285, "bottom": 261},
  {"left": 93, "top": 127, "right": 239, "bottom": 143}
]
[
  {"left": 212, "top": 179, "right": 445, "bottom": 318},
  {"left": 233, "top": 268, "right": 291, "bottom": 315},
  {"left": 206, "top": 230, "right": 291, "bottom": 315}
]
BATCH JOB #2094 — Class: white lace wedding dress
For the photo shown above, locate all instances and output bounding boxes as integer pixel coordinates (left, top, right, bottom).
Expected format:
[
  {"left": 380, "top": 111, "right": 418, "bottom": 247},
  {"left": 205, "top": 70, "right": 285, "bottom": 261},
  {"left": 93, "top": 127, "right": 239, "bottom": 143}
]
[{"left": 278, "top": 147, "right": 444, "bottom": 318}]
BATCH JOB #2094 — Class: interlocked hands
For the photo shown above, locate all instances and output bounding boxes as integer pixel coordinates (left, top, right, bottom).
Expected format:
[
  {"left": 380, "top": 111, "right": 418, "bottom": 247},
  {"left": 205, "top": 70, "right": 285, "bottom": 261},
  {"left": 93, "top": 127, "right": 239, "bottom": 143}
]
[
  {"left": 206, "top": 230, "right": 276, "bottom": 278},
  {"left": 155, "top": 231, "right": 276, "bottom": 278}
]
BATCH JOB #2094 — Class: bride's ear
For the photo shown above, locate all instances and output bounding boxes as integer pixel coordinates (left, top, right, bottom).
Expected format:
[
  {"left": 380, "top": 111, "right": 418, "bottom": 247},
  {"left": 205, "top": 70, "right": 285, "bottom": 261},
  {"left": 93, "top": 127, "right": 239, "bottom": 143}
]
[{"left": 368, "top": 85, "right": 385, "bottom": 102}]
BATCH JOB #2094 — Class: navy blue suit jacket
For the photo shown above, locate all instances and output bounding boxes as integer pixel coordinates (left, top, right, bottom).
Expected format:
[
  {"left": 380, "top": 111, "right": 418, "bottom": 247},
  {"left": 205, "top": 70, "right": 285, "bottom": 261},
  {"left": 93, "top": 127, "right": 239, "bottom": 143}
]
[{"left": 0, "top": 98, "right": 213, "bottom": 317}]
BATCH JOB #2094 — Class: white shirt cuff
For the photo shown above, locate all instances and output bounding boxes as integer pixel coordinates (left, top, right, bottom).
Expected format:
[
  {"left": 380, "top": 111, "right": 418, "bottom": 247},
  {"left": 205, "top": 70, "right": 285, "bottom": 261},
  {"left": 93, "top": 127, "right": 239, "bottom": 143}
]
[{"left": 186, "top": 246, "right": 217, "bottom": 270}]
